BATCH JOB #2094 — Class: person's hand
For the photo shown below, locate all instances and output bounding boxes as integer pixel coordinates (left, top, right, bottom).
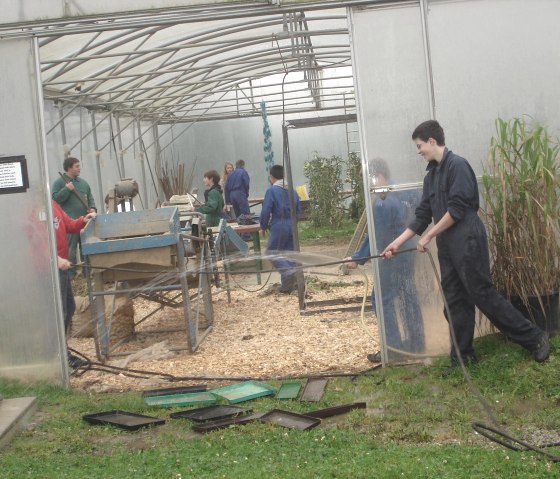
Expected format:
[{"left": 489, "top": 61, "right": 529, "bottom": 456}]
[
  {"left": 87, "top": 207, "right": 96, "bottom": 214},
  {"left": 417, "top": 234, "right": 432, "bottom": 252},
  {"left": 65, "top": 182, "right": 75, "bottom": 191},
  {"left": 58, "top": 256, "right": 71, "bottom": 270},
  {"left": 381, "top": 240, "right": 400, "bottom": 259},
  {"left": 342, "top": 257, "right": 358, "bottom": 269},
  {"left": 84, "top": 212, "right": 97, "bottom": 221}
]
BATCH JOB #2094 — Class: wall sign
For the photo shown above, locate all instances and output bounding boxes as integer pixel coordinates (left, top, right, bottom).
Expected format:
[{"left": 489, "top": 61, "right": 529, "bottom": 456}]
[{"left": 0, "top": 156, "right": 29, "bottom": 194}]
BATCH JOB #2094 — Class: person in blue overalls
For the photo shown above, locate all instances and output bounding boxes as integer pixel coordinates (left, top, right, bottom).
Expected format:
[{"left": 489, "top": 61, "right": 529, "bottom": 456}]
[
  {"left": 259, "top": 164, "right": 301, "bottom": 294},
  {"left": 344, "top": 159, "right": 425, "bottom": 362},
  {"left": 383, "top": 120, "right": 549, "bottom": 370},
  {"left": 224, "top": 159, "right": 251, "bottom": 221}
]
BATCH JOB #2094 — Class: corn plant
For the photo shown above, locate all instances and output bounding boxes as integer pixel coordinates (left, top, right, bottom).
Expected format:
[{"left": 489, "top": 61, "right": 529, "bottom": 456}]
[{"left": 481, "top": 117, "right": 560, "bottom": 308}]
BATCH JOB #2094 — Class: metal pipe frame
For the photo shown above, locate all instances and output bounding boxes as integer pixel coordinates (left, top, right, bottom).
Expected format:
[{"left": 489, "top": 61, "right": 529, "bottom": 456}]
[{"left": 37, "top": 9, "right": 354, "bottom": 124}]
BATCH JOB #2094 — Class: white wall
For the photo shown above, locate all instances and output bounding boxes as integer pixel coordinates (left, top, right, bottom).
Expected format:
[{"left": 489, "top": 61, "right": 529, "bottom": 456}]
[{"left": 158, "top": 111, "right": 354, "bottom": 203}]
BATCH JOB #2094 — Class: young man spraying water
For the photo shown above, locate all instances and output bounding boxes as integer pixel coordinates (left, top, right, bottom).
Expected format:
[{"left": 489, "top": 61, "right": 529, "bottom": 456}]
[{"left": 382, "top": 120, "right": 549, "bottom": 369}]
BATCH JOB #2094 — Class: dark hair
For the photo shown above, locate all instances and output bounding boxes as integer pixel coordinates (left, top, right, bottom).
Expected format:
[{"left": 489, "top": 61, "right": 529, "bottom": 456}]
[
  {"left": 269, "top": 164, "right": 284, "bottom": 180},
  {"left": 63, "top": 157, "right": 80, "bottom": 172},
  {"left": 235, "top": 159, "right": 245, "bottom": 168},
  {"left": 412, "top": 120, "right": 445, "bottom": 146},
  {"left": 203, "top": 170, "right": 220, "bottom": 185},
  {"left": 369, "top": 158, "right": 390, "bottom": 182}
]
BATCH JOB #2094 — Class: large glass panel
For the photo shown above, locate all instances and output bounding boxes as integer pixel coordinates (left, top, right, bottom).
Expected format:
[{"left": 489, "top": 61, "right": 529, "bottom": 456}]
[
  {"left": 0, "top": 38, "right": 66, "bottom": 383},
  {"left": 350, "top": 3, "right": 450, "bottom": 364},
  {"left": 428, "top": 0, "right": 560, "bottom": 174}
]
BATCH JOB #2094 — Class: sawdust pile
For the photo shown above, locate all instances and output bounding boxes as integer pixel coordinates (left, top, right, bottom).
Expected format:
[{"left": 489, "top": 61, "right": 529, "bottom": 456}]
[
  {"left": 68, "top": 238, "right": 380, "bottom": 393},
  {"left": 69, "top": 275, "right": 379, "bottom": 393}
]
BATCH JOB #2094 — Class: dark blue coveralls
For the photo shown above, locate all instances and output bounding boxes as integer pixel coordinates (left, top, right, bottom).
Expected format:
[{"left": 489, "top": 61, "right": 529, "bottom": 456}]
[
  {"left": 352, "top": 191, "right": 425, "bottom": 355},
  {"left": 259, "top": 181, "right": 301, "bottom": 291},
  {"left": 410, "top": 148, "right": 544, "bottom": 361},
  {"left": 224, "top": 166, "right": 251, "bottom": 218}
]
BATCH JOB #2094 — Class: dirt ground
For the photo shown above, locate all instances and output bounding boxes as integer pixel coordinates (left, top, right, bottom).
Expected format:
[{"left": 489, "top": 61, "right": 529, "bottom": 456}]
[{"left": 69, "top": 237, "right": 380, "bottom": 392}]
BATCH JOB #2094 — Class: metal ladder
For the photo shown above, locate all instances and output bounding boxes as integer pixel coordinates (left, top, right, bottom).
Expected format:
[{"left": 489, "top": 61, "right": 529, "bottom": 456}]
[{"left": 344, "top": 92, "right": 360, "bottom": 156}]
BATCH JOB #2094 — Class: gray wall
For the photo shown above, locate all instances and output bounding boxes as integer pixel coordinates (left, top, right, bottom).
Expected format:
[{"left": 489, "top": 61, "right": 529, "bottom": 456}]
[{"left": 158, "top": 112, "right": 354, "bottom": 204}]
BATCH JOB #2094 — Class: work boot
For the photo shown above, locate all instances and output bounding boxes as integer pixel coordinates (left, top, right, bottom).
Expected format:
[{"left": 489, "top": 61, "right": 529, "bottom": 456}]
[
  {"left": 532, "top": 332, "right": 550, "bottom": 363},
  {"left": 277, "top": 275, "right": 297, "bottom": 294}
]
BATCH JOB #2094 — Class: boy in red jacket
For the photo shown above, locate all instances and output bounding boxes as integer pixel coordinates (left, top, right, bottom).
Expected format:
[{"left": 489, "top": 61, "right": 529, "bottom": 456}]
[{"left": 52, "top": 200, "right": 96, "bottom": 368}]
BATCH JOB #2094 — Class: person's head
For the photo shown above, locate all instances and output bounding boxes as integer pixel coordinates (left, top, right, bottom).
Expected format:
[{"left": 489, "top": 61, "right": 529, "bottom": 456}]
[
  {"left": 63, "top": 157, "right": 81, "bottom": 177},
  {"left": 235, "top": 159, "right": 245, "bottom": 168},
  {"left": 369, "top": 158, "right": 390, "bottom": 187},
  {"left": 269, "top": 164, "right": 284, "bottom": 182},
  {"left": 223, "top": 162, "right": 234, "bottom": 176},
  {"left": 203, "top": 170, "right": 220, "bottom": 188},
  {"left": 412, "top": 120, "right": 446, "bottom": 162}
]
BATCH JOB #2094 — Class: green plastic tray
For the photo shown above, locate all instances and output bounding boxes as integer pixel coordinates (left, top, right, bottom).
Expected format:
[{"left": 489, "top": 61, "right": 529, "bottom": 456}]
[
  {"left": 143, "top": 391, "right": 217, "bottom": 408},
  {"left": 210, "top": 380, "right": 276, "bottom": 404},
  {"left": 275, "top": 382, "right": 301, "bottom": 400}
]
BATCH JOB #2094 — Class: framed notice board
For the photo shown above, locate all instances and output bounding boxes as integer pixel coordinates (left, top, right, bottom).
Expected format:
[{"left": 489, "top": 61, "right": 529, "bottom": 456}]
[{"left": 0, "top": 156, "right": 29, "bottom": 194}]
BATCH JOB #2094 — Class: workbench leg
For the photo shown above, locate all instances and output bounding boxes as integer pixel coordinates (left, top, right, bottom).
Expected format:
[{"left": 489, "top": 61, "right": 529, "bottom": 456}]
[
  {"left": 177, "top": 236, "right": 195, "bottom": 353},
  {"left": 252, "top": 231, "right": 262, "bottom": 285},
  {"left": 91, "top": 272, "right": 109, "bottom": 362}
]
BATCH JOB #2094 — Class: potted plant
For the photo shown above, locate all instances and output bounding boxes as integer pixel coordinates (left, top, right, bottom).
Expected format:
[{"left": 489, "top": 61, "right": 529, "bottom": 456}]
[{"left": 481, "top": 117, "right": 560, "bottom": 334}]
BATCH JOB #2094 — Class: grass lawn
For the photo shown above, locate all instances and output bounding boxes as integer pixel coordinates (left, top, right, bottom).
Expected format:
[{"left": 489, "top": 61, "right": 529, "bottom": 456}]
[{"left": 2, "top": 334, "right": 559, "bottom": 478}]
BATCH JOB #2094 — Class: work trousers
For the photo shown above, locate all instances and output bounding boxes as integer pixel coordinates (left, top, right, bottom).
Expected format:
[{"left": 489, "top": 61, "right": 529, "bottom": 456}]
[
  {"left": 229, "top": 190, "right": 251, "bottom": 217},
  {"left": 437, "top": 212, "right": 543, "bottom": 360},
  {"left": 59, "top": 269, "right": 76, "bottom": 334},
  {"left": 267, "top": 221, "right": 297, "bottom": 289}
]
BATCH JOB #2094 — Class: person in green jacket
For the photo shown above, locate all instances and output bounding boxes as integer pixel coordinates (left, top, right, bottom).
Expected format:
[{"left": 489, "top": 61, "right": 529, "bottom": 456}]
[
  {"left": 196, "top": 170, "right": 225, "bottom": 228},
  {"left": 52, "top": 157, "right": 97, "bottom": 272}
]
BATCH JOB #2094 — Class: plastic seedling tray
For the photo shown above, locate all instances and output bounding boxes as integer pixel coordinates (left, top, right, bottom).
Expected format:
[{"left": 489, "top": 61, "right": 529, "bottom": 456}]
[
  {"left": 259, "top": 409, "right": 320, "bottom": 430},
  {"left": 143, "top": 391, "right": 217, "bottom": 408},
  {"left": 142, "top": 385, "right": 208, "bottom": 398},
  {"left": 170, "top": 405, "right": 252, "bottom": 422},
  {"left": 299, "top": 378, "right": 328, "bottom": 402},
  {"left": 192, "top": 412, "right": 265, "bottom": 433},
  {"left": 306, "top": 402, "right": 367, "bottom": 419},
  {"left": 83, "top": 410, "right": 165, "bottom": 431},
  {"left": 210, "top": 380, "right": 276, "bottom": 404},
  {"left": 275, "top": 382, "right": 302, "bottom": 400}
]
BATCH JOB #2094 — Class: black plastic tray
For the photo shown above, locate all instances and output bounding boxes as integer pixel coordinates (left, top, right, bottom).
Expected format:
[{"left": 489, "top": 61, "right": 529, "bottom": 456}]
[
  {"left": 299, "top": 378, "right": 328, "bottom": 402},
  {"left": 170, "top": 405, "right": 252, "bottom": 422},
  {"left": 83, "top": 410, "right": 165, "bottom": 431},
  {"left": 259, "top": 409, "right": 321, "bottom": 430},
  {"left": 192, "top": 412, "right": 265, "bottom": 433},
  {"left": 306, "top": 402, "right": 366, "bottom": 419},
  {"left": 142, "top": 385, "right": 207, "bottom": 397}
]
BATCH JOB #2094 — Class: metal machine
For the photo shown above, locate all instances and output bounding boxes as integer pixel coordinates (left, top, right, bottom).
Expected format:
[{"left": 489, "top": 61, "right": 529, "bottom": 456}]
[{"left": 80, "top": 206, "right": 214, "bottom": 361}]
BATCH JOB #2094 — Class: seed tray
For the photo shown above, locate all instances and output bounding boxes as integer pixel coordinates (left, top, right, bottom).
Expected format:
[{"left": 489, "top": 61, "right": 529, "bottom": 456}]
[
  {"left": 306, "top": 402, "right": 367, "bottom": 419},
  {"left": 299, "top": 378, "right": 328, "bottom": 402},
  {"left": 83, "top": 410, "right": 165, "bottom": 431},
  {"left": 259, "top": 409, "right": 321, "bottom": 430},
  {"left": 144, "top": 391, "right": 217, "bottom": 408},
  {"left": 170, "top": 405, "right": 252, "bottom": 422},
  {"left": 210, "top": 380, "right": 276, "bottom": 404},
  {"left": 192, "top": 412, "right": 265, "bottom": 433},
  {"left": 142, "top": 385, "right": 208, "bottom": 398},
  {"left": 275, "top": 382, "right": 302, "bottom": 400}
]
